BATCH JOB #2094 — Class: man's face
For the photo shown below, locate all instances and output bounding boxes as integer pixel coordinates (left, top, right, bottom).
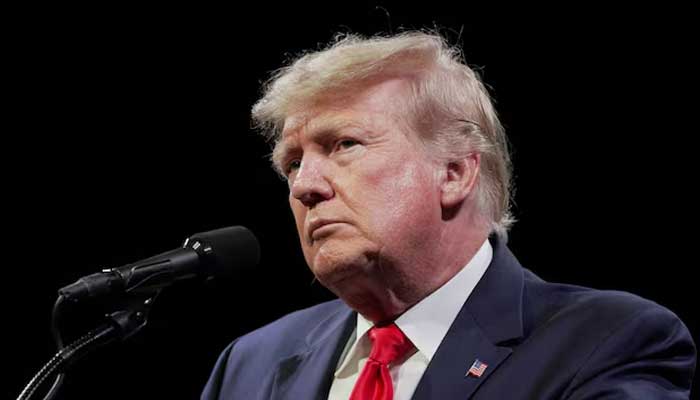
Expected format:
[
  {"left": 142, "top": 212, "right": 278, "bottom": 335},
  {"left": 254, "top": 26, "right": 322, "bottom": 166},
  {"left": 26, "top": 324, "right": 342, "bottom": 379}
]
[{"left": 276, "top": 79, "right": 444, "bottom": 293}]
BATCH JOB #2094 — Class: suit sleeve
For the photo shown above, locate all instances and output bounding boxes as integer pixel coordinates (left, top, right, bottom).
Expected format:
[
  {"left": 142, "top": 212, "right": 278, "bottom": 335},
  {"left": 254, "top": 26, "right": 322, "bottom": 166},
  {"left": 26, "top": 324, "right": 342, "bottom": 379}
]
[
  {"left": 201, "top": 340, "right": 237, "bottom": 400},
  {"left": 563, "top": 304, "right": 696, "bottom": 399}
]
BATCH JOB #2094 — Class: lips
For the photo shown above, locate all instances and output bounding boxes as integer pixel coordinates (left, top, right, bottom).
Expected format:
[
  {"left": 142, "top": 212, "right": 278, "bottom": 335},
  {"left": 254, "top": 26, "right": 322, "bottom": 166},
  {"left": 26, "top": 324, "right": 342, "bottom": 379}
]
[{"left": 307, "top": 218, "right": 345, "bottom": 240}]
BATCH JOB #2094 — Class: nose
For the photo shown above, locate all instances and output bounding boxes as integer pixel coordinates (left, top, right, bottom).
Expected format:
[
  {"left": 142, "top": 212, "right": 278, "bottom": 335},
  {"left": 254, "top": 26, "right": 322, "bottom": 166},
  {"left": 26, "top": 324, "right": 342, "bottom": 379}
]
[{"left": 290, "top": 155, "right": 334, "bottom": 208}]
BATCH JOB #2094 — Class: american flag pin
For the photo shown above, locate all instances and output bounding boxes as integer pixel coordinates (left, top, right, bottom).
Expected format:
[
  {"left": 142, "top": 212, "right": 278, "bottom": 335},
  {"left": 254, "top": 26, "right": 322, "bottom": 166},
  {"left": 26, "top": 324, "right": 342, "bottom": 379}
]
[{"left": 466, "top": 359, "right": 488, "bottom": 377}]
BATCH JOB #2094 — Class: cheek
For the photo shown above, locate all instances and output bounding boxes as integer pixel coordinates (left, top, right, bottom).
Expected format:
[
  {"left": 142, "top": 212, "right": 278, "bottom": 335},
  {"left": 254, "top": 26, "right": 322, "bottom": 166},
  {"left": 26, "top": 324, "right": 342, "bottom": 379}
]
[
  {"left": 289, "top": 197, "right": 308, "bottom": 243},
  {"left": 363, "top": 161, "right": 438, "bottom": 242},
  {"left": 289, "top": 196, "right": 303, "bottom": 225},
  {"left": 292, "top": 207, "right": 318, "bottom": 267}
]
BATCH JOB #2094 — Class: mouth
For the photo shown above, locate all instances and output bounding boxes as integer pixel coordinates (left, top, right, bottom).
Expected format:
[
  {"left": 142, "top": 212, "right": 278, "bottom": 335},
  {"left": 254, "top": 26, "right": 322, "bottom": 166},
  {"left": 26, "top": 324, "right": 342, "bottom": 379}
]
[{"left": 308, "top": 219, "right": 346, "bottom": 241}]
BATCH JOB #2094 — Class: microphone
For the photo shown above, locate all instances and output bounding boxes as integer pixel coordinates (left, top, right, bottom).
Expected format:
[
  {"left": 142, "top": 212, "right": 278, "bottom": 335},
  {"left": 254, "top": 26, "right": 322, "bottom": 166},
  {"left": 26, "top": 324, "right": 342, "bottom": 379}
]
[{"left": 58, "top": 226, "right": 260, "bottom": 302}]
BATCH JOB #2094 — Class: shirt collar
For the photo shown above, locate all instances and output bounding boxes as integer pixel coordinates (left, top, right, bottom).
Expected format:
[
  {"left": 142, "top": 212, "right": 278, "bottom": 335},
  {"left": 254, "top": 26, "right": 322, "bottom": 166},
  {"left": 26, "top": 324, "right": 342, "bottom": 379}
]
[
  {"left": 334, "top": 238, "right": 493, "bottom": 375},
  {"left": 395, "top": 238, "right": 492, "bottom": 361}
]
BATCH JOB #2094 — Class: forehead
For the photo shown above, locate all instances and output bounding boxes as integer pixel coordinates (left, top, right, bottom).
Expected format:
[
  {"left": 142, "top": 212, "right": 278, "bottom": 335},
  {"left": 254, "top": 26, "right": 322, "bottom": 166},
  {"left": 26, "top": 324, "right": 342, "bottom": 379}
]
[{"left": 280, "top": 78, "right": 413, "bottom": 141}]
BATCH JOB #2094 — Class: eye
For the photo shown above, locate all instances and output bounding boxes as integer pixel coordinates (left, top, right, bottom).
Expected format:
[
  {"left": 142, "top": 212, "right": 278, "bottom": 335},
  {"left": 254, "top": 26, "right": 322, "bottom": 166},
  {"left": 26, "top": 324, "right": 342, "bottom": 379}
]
[
  {"left": 286, "top": 159, "right": 301, "bottom": 175},
  {"left": 336, "top": 139, "right": 359, "bottom": 150}
]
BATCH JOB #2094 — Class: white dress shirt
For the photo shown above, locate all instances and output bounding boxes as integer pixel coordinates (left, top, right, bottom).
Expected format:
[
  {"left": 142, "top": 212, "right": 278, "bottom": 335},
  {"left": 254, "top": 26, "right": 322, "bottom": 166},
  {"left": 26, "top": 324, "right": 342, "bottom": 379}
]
[{"left": 327, "top": 239, "right": 493, "bottom": 400}]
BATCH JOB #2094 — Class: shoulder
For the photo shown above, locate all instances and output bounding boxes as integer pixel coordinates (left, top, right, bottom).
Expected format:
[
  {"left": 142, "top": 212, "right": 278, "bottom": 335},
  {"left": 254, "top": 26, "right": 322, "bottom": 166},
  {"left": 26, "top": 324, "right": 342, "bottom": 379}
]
[
  {"left": 521, "top": 269, "right": 684, "bottom": 336},
  {"left": 520, "top": 271, "right": 696, "bottom": 398},
  {"left": 222, "top": 298, "right": 349, "bottom": 364},
  {"left": 201, "top": 299, "right": 351, "bottom": 399},
  {"left": 236, "top": 299, "right": 349, "bottom": 354},
  {"left": 207, "top": 300, "right": 348, "bottom": 376}
]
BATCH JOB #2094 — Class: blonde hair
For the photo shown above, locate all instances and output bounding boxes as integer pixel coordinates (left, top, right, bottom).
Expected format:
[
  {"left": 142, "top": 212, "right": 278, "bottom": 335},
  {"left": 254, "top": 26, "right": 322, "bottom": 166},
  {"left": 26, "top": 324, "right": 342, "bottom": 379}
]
[{"left": 252, "top": 31, "right": 515, "bottom": 235}]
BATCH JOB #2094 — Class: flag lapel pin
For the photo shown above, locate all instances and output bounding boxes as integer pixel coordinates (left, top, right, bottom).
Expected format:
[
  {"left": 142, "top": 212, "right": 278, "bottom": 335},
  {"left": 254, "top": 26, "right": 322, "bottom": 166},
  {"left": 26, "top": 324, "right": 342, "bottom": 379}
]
[{"left": 466, "top": 358, "right": 488, "bottom": 378}]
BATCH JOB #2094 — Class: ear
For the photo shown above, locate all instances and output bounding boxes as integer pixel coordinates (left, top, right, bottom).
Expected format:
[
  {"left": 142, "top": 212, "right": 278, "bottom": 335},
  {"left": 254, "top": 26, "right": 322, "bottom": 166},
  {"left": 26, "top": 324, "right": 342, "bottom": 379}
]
[{"left": 439, "top": 153, "right": 481, "bottom": 209}]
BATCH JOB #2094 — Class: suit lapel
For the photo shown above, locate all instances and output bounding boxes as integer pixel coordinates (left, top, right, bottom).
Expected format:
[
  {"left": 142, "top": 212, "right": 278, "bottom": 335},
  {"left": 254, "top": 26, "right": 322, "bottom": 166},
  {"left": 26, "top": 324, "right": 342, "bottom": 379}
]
[
  {"left": 412, "top": 235, "right": 525, "bottom": 400},
  {"left": 410, "top": 306, "right": 514, "bottom": 399},
  {"left": 269, "top": 305, "right": 355, "bottom": 400}
]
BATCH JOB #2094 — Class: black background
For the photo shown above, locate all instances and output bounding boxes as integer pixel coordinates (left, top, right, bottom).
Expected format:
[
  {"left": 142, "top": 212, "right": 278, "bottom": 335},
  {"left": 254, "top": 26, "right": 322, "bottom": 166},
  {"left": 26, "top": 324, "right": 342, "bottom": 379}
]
[{"left": 5, "top": 2, "right": 698, "bottom": 399}]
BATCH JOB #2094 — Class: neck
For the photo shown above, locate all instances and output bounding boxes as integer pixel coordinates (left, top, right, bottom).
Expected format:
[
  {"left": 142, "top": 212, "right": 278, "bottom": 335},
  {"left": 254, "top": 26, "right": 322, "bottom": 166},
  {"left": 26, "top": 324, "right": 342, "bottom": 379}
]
[{"left": 343, "top": 222, "right": 490, "bottom": 324}]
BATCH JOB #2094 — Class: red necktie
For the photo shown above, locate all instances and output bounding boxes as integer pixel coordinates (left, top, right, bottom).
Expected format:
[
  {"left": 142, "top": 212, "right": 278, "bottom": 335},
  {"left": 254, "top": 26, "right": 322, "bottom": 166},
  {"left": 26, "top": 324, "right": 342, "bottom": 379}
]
[{"left": 349, "top": 323, "right": 415, "bottom": 400}]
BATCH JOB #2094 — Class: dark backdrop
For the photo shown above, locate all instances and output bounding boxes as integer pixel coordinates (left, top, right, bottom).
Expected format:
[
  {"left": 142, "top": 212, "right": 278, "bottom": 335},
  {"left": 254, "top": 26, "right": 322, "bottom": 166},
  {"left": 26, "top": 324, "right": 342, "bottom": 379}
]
[{"left": 6, "top": 3, "right": 697, "bottom": 399}]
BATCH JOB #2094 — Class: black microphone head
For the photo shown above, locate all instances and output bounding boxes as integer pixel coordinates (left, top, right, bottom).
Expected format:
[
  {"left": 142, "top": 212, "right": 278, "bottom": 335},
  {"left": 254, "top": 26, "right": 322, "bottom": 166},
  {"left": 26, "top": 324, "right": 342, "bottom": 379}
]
[{"left": 186, "top": 226, "right": 260, "bottom": 280}]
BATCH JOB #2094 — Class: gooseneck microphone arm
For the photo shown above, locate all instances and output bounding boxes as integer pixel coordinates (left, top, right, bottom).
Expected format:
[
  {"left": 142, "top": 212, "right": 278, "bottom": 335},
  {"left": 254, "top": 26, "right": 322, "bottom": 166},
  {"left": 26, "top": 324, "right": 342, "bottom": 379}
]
[
  {"left": 17, "top": 309, "right": 121, "bottom": 400},
  {"left": 18, "top": 282, "right": 163, "bottom": 400},
  {"left": 16, "top": 226, "right": 260, "bottom": 400}
]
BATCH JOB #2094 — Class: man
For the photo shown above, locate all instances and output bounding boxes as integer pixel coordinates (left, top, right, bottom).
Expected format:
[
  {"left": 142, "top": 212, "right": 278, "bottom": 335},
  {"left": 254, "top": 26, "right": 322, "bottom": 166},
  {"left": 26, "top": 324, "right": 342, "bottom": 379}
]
[{"left": 202, "top": 32, "right": 696, "bottom": 399}]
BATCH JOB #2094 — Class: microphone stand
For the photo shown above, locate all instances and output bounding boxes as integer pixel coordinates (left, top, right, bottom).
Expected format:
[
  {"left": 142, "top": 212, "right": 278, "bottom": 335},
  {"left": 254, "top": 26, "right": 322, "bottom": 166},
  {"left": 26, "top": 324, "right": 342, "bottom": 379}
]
[{"left": 17, "top": 290, "right": 161, "bottom": 400}]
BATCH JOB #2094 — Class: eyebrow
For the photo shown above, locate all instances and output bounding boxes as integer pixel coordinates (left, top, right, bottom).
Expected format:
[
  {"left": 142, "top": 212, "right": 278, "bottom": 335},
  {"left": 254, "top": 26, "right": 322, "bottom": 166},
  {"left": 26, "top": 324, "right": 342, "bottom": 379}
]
[{"left": 272, "top": 118, "right": 368, "bottom": 172}]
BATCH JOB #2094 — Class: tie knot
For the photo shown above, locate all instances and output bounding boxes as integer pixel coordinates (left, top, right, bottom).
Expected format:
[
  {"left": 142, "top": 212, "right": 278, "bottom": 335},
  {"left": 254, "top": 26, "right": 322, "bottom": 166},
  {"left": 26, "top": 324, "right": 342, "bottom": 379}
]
[{"left": 367, "top": 323, "right": 414, "bottom": 365}]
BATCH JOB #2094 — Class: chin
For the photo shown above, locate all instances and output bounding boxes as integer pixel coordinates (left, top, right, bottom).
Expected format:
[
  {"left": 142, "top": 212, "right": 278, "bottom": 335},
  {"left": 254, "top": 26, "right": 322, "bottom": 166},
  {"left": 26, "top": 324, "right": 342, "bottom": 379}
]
[{"left": 308, "top": 240, "right": 375, "bottom": 288}]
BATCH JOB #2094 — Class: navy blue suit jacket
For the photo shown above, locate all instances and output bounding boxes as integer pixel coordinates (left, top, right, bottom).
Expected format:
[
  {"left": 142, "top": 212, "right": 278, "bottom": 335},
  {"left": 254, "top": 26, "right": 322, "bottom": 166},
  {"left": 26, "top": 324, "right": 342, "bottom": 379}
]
[{"left": 202, "top": 237, "right": 696, "bottom": 399}]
